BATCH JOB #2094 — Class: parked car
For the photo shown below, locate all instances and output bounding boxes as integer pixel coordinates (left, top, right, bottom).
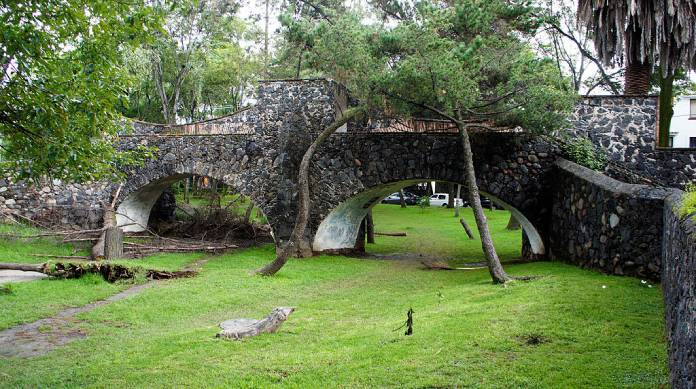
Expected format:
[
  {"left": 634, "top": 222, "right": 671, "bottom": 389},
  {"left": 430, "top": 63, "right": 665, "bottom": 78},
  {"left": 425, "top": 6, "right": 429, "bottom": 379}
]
[
  {"left": 429, "top": 193, "right": 465, "bottom": 207},
  {"left": 382, "top": 191, "right": 418, "bottom": 205},
  {"left": 480, "top": 196, "right": 492, "bottom": 209},
  {"left": 479, "top": 195, "right": 503, "bottom": 210}
]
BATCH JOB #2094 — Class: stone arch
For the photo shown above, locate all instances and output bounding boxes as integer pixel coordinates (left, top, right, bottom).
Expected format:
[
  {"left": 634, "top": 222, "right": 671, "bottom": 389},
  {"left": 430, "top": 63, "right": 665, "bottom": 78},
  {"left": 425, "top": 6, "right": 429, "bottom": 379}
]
[
  {"left": 312, "top": 179, "right": 545, "bottom": 256},
  {"left": 115, "top": 166, "right": 274, "bottom": 241}
]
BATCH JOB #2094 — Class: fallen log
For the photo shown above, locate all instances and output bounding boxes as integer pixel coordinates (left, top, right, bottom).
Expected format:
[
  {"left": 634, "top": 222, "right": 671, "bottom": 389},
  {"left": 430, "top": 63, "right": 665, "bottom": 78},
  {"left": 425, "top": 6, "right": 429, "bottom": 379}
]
[
  {"left": 375, "top": 232, "right": 408, "bottom": 237},
  {"left": 1, "top": 260, "right": 199, "bottom": 282},
  {"left": 28, "top": 254, "right": 90, "bottom": 260},
  {"left": 62, "top": 238, "right": 99, "bottom": 243},
  {"left": 216, "top": 307, "right": 295, "bottom": 340},
  {"left": 421, "top": 260, "right": 483, "bottom": 271},
  {"left": 0, "top": 262, "right": 48, "bottom": 272}
]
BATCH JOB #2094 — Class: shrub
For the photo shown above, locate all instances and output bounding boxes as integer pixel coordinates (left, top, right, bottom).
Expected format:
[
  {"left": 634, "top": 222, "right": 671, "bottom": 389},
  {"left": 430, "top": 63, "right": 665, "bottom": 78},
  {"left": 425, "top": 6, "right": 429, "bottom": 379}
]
[
  {"left": 678, "top": 183, "right": 696, "bottom": 219},
  {"left": 418, "top": 195, "right": 430, "bottom": 209},
  {"left": 562, "top": 137, "right": 608, "bottom": 171}
]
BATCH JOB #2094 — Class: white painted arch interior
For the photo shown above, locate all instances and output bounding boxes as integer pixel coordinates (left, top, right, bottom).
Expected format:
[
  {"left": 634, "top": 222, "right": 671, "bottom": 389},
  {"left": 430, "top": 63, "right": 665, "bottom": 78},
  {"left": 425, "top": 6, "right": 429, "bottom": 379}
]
[{"left": 312, "top": 180, "right": 546, "bottom": 256}]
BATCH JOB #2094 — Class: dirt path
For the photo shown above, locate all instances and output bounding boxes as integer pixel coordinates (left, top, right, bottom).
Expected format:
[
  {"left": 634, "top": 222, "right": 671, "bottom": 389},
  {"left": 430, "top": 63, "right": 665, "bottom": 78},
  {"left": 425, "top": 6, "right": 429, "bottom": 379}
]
[
  {"left": 0, "top": 255, "right": 212, "bottom": 358},
  {"left": 0, "top": 270, "right": 47, "bottom": 285}
]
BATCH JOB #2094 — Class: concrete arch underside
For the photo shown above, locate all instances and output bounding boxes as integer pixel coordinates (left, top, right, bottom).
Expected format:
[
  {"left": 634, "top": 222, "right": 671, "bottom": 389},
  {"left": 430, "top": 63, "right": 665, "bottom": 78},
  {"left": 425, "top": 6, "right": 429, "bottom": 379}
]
[{"left": 312, "top": 179, "right": 545, "bottom": 256}]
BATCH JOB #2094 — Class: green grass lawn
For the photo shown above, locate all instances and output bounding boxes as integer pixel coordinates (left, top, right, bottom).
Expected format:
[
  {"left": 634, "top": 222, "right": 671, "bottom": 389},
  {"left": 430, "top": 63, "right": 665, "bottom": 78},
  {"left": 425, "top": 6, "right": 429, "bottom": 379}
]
[
  {"left": 369, "top": 204, "right": 521, "bottom": 262},
  {"left": 0, "top": 206, "right": 668, "bottom": 387},
  {"left": 0, "top": 224, "right": 203, "bottom": 330}
]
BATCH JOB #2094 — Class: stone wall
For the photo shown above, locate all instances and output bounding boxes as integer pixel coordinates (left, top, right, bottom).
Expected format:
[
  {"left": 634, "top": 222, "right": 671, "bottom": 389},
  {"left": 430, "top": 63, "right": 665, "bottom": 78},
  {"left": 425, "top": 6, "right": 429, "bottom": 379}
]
[
  {"left": 549, "top": 159, "right": 671, "bottom": 281},
  {"left": 0, "top": 178, "right": 109, "bottom": 229},
  {"left": 662, "top": 192, "right": 696, "bottom": 387},
  {"left": 310, "top": 132, "right": 561, "bottom": 256},
  {"left": 571, "top": 95, "right": 696, "bottom": 187}
]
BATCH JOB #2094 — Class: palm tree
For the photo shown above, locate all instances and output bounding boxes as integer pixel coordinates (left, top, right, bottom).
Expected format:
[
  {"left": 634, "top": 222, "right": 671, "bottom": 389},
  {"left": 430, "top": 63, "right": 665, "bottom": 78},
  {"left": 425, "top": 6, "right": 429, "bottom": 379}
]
[{"left": 577, "top": 0, "right": 696, "bottom": 95}]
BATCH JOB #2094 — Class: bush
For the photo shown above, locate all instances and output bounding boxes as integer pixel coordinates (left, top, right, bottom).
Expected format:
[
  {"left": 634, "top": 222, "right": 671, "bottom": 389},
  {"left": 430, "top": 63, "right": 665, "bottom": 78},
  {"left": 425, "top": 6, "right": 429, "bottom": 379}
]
[
  {"left": 678, "top": 183, "right": 696, "bottom": 219},
  {"left": 562, "top": 137, "right": 608, "bottom": 171},
  {"left": 418, "top": 195, "right": 430, "bottom": 209}
]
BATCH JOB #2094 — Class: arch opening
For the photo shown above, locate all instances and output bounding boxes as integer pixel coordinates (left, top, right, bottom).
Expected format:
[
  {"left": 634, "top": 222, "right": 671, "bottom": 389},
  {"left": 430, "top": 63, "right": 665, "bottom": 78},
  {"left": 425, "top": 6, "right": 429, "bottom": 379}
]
[
  {"left": 116, "top": 174, "right": 273, "bottom": 243},
  {"left": 312, "top": 180, "right": 545, "bottom": 257}
]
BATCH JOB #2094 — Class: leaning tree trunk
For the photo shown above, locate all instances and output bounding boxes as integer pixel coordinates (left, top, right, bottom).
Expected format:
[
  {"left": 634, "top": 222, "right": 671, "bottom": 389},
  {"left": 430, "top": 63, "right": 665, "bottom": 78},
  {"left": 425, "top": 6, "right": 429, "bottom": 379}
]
[
  {"left": 366, "top": 210, "right": 375, "bottom": 244},
  {"left": 457, "top": 120, "right": 512, "bottom": 283},
  {"left": 399, "top": 189, "right": 406, "bottom": 208},
  {"left": 256, "top": 107, "right": 364, "bottom": 276}
]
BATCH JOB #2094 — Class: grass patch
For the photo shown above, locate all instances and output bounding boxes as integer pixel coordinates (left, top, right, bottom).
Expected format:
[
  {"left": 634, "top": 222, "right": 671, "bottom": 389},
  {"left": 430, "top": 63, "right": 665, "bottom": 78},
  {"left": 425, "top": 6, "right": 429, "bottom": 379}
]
[
  {"left": 369, "top": 204, "right": 520, "bottom": 263},
  {"left": 0, "top": 246, "right": 668, "bottom": 387},
  {"left": 176, "top": 193, "right": 268, "bottom": 223},
  {"left": 0, "top": 224, "right": 86, "bottom": 264},
  {"left": 0, "top": 227, "right": 203, "bottom": 330},
  {"left": 107, "top": 252, "right": 204, "bottom": 272},
  {"left": 0, "top": 273, "right": 129, "bottom": 330},
  {"left": 0, "top": 205, "right": 668, "bottom": 386}
]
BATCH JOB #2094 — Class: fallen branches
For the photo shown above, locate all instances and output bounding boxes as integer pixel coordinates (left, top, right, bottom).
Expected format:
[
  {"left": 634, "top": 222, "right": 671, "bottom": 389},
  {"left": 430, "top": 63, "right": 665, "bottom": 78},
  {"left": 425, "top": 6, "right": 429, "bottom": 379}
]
[
  {"left": 421, "top": 260, "right": 484, "bottom": 271},
  {"left": 122, "top": 240, "right": 237, "bottom": 257},
  {"left": 375, "top": 232, "right": 408, "bottom": 237},
  {"left": 28, "top": 254, "right": 90, "bottom": 260},
  {"left": 146, "top": 269, "right": 197, "bottom": 280}
]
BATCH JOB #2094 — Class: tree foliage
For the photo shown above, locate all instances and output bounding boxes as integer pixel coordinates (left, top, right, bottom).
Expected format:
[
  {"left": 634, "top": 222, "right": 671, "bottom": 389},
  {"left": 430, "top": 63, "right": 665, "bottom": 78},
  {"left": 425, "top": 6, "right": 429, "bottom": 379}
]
[
  {"left": 284, "top": 0, "right": 576, "bottom": 132},
  {"left": 0, "top": 0, "right": 159, "bottom": 181},
  {"left": 122, "top": 0, "right": 261, "bottom": 124}
]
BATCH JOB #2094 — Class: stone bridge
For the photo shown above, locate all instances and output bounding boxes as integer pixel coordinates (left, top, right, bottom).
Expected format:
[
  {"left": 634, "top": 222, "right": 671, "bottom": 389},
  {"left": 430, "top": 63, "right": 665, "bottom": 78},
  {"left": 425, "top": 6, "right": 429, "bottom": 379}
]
[
  {"left": 116, "top": 79, "right": 561, "bottom": 259},
  {"left": 2, "top": 79, "right": 694, "bottom": 384}
]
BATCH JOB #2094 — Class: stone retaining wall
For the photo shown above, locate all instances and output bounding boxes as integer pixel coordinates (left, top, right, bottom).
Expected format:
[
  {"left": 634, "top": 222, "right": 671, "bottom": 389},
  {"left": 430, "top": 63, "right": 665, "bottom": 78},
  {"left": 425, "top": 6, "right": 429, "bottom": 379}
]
[
  {"left": 662, "top": 192, "right": 696, "bottom": 388},
  {"left": 549, "top": 159, "right": 671, "bottom": 280},
  {"left": 0, "top": 178, "right": 109, "bottom": 229},
  {"left": 572, "top": 96, "right": 696, "bottom": 187}
]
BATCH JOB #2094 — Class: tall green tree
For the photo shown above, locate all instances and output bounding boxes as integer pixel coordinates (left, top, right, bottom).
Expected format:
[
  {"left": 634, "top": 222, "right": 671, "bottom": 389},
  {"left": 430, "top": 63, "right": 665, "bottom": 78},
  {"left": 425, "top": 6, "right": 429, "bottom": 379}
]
[
  {"left": 0, "top": 0, "right": 158, "bottom": 181},
  {"left": 257, "top": 0, "right": 575, "bottom": 283},
  {"left": 124, "top": 0, "right": 257, "bottom": 124}
]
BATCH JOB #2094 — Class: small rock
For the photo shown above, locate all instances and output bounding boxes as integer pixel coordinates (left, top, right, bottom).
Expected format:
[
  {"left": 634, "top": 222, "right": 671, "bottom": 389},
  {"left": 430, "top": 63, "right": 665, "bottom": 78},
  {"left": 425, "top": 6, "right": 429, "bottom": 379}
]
[{"left": 609, "top": 213, "right": 620, "bottom": 228}]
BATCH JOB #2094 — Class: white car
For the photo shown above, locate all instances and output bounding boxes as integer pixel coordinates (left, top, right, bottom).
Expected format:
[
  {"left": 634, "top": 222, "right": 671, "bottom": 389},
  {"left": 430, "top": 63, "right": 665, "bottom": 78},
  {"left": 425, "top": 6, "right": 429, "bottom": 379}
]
[{"left": 429, "top": 193, "right": 464, "bottom": 207}]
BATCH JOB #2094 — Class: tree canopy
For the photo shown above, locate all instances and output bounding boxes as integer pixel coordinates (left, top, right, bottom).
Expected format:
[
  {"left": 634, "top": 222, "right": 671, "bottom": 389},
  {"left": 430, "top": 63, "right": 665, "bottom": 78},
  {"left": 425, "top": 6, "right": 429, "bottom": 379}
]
[
  {"left": 0, "top": 0, "right": 159, "bottom": 181},
  {"left": 280, "top": 0, "right": 575, "bottom": 132}
]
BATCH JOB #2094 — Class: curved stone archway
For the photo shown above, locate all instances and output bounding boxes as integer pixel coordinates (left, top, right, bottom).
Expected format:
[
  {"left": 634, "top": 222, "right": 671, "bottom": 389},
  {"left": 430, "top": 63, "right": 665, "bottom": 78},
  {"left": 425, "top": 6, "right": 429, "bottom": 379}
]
[
  {"left": 114, "top": 165, "right": 276, "bottom": 242},
  {"left": 311, "top": 179, "right": 545, "bottom": 256}
]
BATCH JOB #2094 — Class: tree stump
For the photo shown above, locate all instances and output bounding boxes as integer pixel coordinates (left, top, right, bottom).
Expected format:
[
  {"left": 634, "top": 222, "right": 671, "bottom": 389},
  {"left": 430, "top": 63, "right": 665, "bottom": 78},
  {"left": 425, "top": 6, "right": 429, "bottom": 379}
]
[
  {"left": 216, "top": 307, "right": 295, "bottom": 340},
  {"left": 103, "top": 226, "right": 123, "bottom": 260}
]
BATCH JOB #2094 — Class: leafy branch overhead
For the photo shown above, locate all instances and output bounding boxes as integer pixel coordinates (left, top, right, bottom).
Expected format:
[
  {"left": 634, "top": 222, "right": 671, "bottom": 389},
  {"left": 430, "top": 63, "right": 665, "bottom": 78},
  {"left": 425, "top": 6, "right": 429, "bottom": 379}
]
[{"left": 0, "top": 0, "right": 160, "bottom": 181}]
